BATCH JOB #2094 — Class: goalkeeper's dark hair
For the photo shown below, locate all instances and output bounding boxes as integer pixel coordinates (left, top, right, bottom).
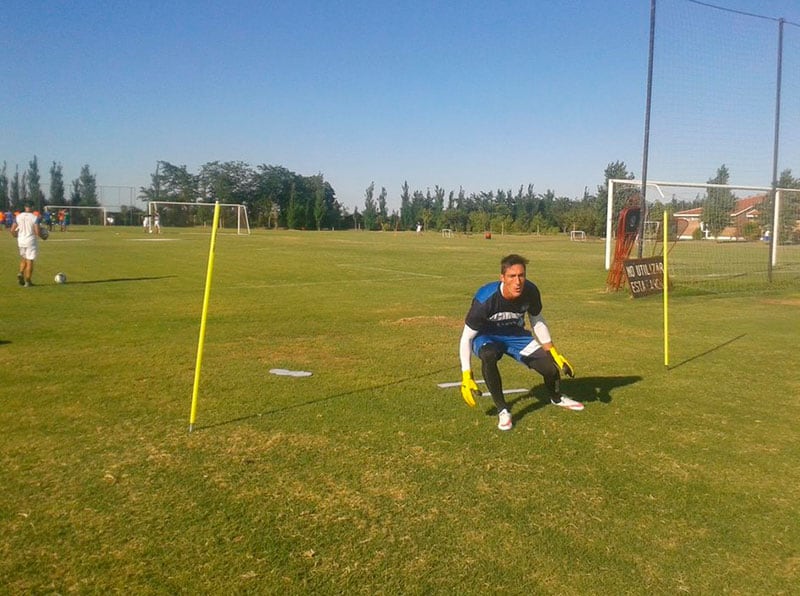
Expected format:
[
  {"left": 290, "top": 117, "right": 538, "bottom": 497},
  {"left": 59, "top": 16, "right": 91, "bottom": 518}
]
[{"left": 500, "top": 254, "right": 528, "bottom": 274}]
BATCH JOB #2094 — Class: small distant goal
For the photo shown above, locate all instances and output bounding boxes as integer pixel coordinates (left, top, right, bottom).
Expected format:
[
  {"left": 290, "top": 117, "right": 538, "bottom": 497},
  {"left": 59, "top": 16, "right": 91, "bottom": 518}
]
[
  {"left": 148, "top": 201, "right": 251, "bottom": 235},
  {"left": 570, "top": 230, "right": 586, "bottom": 241},
  {"left": 441, "top": 228, "right": 453, "bottom": 238}
]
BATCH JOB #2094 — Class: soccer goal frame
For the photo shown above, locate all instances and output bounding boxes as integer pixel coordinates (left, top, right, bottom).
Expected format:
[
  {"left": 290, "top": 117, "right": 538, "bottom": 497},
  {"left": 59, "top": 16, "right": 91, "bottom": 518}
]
[
  {"left": 45, "top": 205, "right": 109, "bottom": 226},
  {"left": 605, "top": 179, "right": 790, "bottom": 270},
  {"left": 148, "top": 201, "right": 251, "bottom": 235},
  {"left": 569, "top": 230, "right": 586, "bottom": 241}
]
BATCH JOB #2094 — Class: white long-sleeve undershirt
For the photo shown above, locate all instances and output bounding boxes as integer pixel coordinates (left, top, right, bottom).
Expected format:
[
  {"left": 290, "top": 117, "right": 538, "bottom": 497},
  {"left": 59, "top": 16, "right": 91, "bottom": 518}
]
[
  {"left": 459, "top": 325, "right": 478, "bottom": 372},
  {"left": 530, "top": 313, "right": 552, "bottom": 345}
]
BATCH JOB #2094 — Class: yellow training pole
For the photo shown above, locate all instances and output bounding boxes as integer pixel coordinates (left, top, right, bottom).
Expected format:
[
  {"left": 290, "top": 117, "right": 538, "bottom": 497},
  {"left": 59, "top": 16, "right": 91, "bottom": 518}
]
[
  {"left": 189, "top": 201, "right": 222, "bottom": 432},
  {"left": 663, "top": 209, "right": 670, "bottom": 367}
]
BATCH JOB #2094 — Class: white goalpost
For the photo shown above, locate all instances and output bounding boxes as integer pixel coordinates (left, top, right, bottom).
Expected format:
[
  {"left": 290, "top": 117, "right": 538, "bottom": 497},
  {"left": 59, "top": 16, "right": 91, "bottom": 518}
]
[{"left": 147, "top": 201, "right": 251, "bottom": 235}]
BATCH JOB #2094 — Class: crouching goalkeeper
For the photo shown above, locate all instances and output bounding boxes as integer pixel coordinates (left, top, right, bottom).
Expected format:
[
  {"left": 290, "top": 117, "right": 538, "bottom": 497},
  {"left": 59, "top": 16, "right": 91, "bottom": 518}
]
[{"left": 459, "top": 253, "right": 583, "bottom": 431}]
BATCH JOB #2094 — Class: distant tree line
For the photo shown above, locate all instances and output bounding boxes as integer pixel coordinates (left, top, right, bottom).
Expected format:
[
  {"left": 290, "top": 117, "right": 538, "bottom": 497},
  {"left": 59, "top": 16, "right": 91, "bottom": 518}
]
[
  {"left": 137, "top": 159, "right": 650, "bottom": 234},
  {"left": 0, "top": 157, "right": 99, "bottom": 215},
  {"left": 4, "top": 155, "right": 797, "bottom": 237},
  {"left": 138, "top": 161, "right": 342, "bottom": 231},
  {"left": 135, "top": 159, "right": 725, "bottom": 235}
]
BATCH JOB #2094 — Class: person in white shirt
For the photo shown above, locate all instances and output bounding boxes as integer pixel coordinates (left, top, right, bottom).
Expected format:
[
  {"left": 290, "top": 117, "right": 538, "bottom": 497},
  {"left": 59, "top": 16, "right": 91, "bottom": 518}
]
[{"left": 10, "top": 202, "right": 40, "bottom": 287}]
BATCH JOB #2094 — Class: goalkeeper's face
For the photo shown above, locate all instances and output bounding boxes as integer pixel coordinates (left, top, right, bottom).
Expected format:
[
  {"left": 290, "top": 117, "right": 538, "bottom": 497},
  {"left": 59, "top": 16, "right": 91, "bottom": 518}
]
[{"left": 500, "top": 264, "right": 526, "bottom": 300}]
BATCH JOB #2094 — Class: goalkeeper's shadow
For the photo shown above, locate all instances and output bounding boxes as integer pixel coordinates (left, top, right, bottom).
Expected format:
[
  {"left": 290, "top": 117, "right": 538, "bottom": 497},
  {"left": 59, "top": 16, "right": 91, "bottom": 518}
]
[{"left": 502, "top": 375, "right": 643, "bottom": 422}]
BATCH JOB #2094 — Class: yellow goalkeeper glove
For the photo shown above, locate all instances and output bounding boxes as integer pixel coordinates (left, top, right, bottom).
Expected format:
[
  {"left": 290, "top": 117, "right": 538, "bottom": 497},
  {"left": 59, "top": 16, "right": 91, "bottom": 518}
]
[
  {"left": 549, "top": 347, "right": 575, "bottom": 378},
  {"left": 460, "top": 370, "right": 481, "bottom": 407}
]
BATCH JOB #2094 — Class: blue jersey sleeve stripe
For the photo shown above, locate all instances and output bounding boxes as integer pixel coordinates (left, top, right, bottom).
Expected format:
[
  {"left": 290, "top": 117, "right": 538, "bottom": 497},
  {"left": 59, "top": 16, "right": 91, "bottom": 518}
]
[{"left": 474, "top": 281, "right": 500, "bottom": 303}]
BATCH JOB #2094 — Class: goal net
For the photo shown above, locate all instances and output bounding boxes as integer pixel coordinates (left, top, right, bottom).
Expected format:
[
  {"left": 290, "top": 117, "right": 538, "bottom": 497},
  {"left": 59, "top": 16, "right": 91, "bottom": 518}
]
[
  {"left": 619, "top": 1, "right": 800, "bottom": 294},
  {"left": 606, "top": 179, "right": 800, "bottom": 293},
  {"left": 147, "top": 202, "right": 251, "bottom": 235}
]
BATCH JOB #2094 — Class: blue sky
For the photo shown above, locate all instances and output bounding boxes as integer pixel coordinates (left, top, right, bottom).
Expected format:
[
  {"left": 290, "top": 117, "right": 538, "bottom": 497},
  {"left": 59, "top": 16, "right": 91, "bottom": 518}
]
[{"left": 3, "top": 0, "right": 800, "bottom": 211}]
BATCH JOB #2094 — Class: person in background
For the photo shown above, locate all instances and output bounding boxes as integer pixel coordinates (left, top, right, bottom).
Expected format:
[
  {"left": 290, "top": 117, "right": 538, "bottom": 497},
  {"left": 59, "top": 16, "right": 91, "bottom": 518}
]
[{"left": 10, "top": 201, "right": 40, "bottom": 287}]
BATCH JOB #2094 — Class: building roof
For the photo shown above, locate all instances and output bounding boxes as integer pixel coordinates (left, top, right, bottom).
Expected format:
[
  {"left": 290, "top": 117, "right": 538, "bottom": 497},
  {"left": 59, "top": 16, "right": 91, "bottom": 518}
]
[
  {"left": 731, "top": 194, "right": 767, "bottom": 217},
  {"left": 674, "top": 207, "right": 703, "bottom": 218},
  {"left": 674, "top": 194, "right": 767, "bottom": 218}
]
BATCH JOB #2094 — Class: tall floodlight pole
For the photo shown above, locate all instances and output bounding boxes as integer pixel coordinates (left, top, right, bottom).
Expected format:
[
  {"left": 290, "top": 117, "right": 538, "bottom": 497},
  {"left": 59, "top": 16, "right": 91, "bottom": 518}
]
[
  {"left": 768, "top": 18, "right": 784, "bottom": 282},
  {"left": 637, "top": 0, "right": 656, "bottom": 258}
]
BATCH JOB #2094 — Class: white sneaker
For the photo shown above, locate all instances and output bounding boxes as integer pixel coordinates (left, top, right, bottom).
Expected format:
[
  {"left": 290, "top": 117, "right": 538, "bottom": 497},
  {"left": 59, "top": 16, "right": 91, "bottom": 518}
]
[
  {"left": 551, "top": 396, "right": 584, "bottom": 411},
  {"left": 498, "top": 409, "right": 513, "bottom": 431}
]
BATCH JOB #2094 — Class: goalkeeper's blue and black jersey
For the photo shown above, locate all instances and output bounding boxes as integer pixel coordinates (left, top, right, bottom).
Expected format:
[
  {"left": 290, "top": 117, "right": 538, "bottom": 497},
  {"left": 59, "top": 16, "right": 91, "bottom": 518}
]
[{"left": 464, "top": 280, "right": 543, "bottom": 336}]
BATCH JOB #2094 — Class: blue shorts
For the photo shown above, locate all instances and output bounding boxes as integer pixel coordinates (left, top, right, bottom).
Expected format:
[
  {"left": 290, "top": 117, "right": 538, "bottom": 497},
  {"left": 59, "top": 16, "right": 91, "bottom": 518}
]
[{"left": 472, "top": 333, "right": 542, "bottom": 363}]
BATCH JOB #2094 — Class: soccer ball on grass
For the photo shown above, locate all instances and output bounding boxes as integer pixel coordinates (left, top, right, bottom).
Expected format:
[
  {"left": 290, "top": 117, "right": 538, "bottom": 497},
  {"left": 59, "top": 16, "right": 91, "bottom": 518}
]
[{"left": 54, "top": 272, "right": 67, "bottom": 284}]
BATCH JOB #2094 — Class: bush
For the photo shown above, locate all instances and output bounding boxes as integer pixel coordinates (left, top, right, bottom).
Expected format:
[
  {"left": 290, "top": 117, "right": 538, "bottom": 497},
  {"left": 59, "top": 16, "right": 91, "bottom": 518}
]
[{"left": 742, "top": 221, "right": 761, "bottom": 241}]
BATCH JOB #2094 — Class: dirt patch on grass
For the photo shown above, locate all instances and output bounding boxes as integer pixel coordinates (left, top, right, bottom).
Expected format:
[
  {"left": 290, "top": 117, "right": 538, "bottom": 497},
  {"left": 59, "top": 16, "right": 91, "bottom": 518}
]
[
  {"left": 760, "top": 297, "right": 800, "bottom": 307},
  {"left": 383, "top": 315, "right": 460, "bottom": 327}
]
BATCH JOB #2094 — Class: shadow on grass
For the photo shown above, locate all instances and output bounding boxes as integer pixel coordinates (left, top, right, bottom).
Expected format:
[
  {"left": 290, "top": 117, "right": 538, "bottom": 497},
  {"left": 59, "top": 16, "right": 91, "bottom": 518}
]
[
  {"left": 197, "top": 365, "right": 457, "bottom": 432},
  {"left": 483, "top": 375, "right": 644, "bottom": 423},
  {"left": 0, "top": 340, "right": 10, "bottom": 346},
  {"left": 67, "top": 275, "right": 176, "bottom": 285},
  {"left": 667, "top": 334, "right": 746, "bottom": 370}
]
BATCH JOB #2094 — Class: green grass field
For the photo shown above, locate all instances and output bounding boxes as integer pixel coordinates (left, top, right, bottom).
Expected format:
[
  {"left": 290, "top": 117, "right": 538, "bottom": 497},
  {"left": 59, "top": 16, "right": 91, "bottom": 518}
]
[{"left": 2, "top": 226, "right": 799, "bottom": 594}]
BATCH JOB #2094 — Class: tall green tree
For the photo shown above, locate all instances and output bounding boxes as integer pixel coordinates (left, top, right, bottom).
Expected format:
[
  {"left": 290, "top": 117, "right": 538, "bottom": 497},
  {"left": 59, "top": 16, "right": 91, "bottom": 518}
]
[
  {"left": 363, "top": 181, "right": 377, "bottom": 230},
  {"left": 596, "top": 161, "right": 636, "bottom": 236},
  {"left": 49, "top": 162, "right": 66, "bottom": 205},
  {"left": 377, "top": 186, "right": 387, "bottom": 228},
  {"left": 154, "top": 162, "right": 197, "bottom": 202},
  {"left": 432, "top": 185, "right": 445, "bottom": 228},
  {"left": 26, "top": 156, "right": 43, "bottom": 209},
  {"left": 0, "top": 162, "right": 8, "bottom": 211},
  {"left": 138, "top": 168, "right": 161, "bottom": 203},
  {"left": 399, "top": 181, "right": 412, "bottom": 229},
  {"left": 703, "top": 164, "right": 735, "bottom": 237},
  {"left": 255, "top": 164, "right": 295, "bottom": 227},
  {"left": 70, "top": 178, "right": 81, "bottom": 204},
  {"left": 77, "top": 164, "right": 99, "bottom": 206},
  {"left": 312, "top": 174, "right": 327, "bottom": 230},
  {"left": 198, "top": 160, "right": 254, "bottom": 204},
  {"left": 286, "top": 181, "right": 299, "bottom": 229},
  {"left": 11, "top": 167, "right": 21, "bottom": 208}
]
